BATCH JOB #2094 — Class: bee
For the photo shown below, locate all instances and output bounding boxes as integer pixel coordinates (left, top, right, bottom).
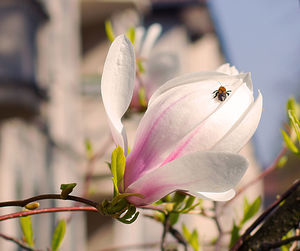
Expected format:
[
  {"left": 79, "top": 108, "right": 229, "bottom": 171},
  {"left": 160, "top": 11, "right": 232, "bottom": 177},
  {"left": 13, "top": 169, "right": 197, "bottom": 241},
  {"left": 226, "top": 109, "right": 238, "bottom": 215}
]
[{"left": 212, "top": 86, "right": 231, "bottom": 101}]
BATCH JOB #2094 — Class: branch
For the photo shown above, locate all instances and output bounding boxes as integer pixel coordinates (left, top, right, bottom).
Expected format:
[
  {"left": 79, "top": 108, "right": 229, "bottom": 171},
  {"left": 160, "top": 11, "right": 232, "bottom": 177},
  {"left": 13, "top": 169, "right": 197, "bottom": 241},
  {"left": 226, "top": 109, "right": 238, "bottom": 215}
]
[
  {"left": 232, "top": 180, "right": 300, "bottom": 251},
  {"left": 0, "top": 207, "right": 98, "bottom": 221},
  {"left": 0, "top": 232, "right": 41, "bottom": 251},
  {"left": 161, "top": 214, "right": 170, "bottom": 251},
  {"left": 0, "top": 194, "right": 99, "bottom": 209},
  {"left": 212, "top": 202, "right": 224, "bottom": 250},
  {"left": 260, "top": 235, "right": 300, "bottom": 250}
]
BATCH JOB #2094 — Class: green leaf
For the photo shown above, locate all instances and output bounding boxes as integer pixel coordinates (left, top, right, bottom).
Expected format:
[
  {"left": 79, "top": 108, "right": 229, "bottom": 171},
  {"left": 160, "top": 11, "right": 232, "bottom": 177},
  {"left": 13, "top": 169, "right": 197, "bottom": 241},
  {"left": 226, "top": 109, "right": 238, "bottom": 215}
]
[
  {"left": 169, "top": 212, "right": 179, "bottom": 226},
  {"left": 182, "top": 224, "right": 200, "bottom": 251},
  {"left": 286, "top": 97, "right": 300, "bottom": 119},
  {"left": 110, "top": 146, "right": 126, "bottom": 195},
  {"left": 60, "top": 183, "right": 77, "bottom": 199},
  {"left": 288, "top": 110, "right": 300, "bottom": 143},
  {"left": 20, "top": 216, "right": 34, "bottom": 247},
  {"left": 241, "top": 196, "right": 261, "bottom": 226},
  {"left": 277, "top": 155, "right": 288, "bottom": 168},
  {"left": 51, "top": 220, "right": 66, "bottom": 251},
  {"left": 126, "top": 27, "right": 135, "bottom": 45},
  {"left": 182, "top": 223, "right": 191, "bottom": 241},
  {"left": 105, "top": 20, "right": 115, "bottom": 43},
  {"left": 190, "top": 230, "right": 199, "bottom": 251},
  {"left": 182, "top": 196, "right": 196, "bottom": 211},
  {"left": 281, "top": 129, "right": 299, "bottom": 154},
  {"left": 280, "top": 230, "right": 294, "bottom": 251},
  {"left": 229, "top": 221, "right": 240, "bottom": 248}
]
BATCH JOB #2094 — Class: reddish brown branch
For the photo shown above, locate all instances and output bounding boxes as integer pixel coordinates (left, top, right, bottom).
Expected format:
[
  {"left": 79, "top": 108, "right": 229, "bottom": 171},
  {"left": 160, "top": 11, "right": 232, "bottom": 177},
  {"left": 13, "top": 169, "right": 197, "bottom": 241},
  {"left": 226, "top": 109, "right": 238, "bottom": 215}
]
[{"left": 0, "top": 207, "right": 98, "bottom": 221}]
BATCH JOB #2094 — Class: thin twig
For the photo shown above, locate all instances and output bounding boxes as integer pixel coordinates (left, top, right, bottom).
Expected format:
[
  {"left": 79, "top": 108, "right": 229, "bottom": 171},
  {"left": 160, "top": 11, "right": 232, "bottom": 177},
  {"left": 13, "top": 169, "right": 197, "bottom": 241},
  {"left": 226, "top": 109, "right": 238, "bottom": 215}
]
[
  {"left": 224, "top": 146, "right": 288, "bottom": 207},
  {"left": 139, "top": 205, "right": 165, "bottom": 213},
  {"left": 82, "top": 136, "right": 112, "bottom": 199},
  {"left": 169, "top": 226, "right": 188, "bottom": 251},
  {"left": 212, "top": 202, "right": 223, "bottom": 251},
  {"left": 161, "top": 214, "right": 170, "bottom": 251},
  {"left": 0, "top": 232, "right": 41, "bottom": 251},
  {"left": 0, "top": 207, "right": 98, "bottom": 221},
  {"left": 66, "top": 137, "right": 112, "bottom": 223},
  {"left": 261, "top": 235, "right": 300, "bottom": 250},
  {"left": 0, "top": 194, "right": 99, "bottom": 209}
]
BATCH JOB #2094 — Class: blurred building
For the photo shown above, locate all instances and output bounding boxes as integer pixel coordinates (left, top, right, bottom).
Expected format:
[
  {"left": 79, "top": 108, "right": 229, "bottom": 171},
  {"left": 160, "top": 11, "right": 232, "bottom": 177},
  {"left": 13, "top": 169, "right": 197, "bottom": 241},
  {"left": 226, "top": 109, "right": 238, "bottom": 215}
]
[{"left": 0, "top": 0, "right": 84, "bottom": 250}]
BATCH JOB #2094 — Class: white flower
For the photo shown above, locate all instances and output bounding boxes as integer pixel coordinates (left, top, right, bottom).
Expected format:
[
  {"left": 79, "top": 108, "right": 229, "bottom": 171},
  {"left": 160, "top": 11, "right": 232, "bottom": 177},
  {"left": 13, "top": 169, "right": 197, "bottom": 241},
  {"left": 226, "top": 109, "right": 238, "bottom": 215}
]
[{"left": 101, "top": 35, "right": 263, "bottom": 206}]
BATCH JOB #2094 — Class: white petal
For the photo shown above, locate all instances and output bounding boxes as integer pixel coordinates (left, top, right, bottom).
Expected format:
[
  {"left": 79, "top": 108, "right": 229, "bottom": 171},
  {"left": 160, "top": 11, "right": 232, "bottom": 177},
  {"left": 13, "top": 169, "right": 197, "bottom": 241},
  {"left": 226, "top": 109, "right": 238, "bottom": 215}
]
[
  {"left": 195, "top": 189, "right": 236, "bottom": 201},
  {"left": 149, "top": 71, "right": 250, "bottom": 106},
  {"left": 125, "top": 151, "right": 248, "bottom": 205},
  {"left": 101, "top": 35, "right": 135, "bottom": 153},
  {"left": 159, "top": 82, "right": 254, "bottom": 164},
  {"left": 216, "top": 63, "right": 239, "bottom": 75},
  {"left": 140, "top": 23, "right": 162, "bottom": 58},
  {"left": 212, "top": 91, "right": 263, "bottom": 152},
  {"left": 124, "top": 78, "right": 252, "bottom": 187}
]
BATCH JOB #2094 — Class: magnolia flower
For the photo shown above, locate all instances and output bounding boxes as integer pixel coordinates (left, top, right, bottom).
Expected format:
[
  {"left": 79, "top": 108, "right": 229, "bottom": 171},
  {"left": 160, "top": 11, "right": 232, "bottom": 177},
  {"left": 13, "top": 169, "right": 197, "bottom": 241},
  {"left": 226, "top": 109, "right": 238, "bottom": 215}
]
[{"left": 101, "top": 35, "right": 263, "bottom": 206}]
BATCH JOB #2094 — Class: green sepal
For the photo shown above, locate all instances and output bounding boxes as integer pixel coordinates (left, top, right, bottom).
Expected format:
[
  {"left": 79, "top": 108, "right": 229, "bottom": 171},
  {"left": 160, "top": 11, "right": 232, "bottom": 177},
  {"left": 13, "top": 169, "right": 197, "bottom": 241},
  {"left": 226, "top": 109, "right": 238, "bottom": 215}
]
[
  {"left": 105, "top": 20, "right": 115, "bottom": 43},
  {"left": 173, "top": 192, "right": 186, "bottom": 210},
  {"left": 60, "top": 183, "right": 77, "bottom": 199},
  {"left": 281, "top": 129, "right": 299, "bottom": 154},
  {"left": 126, "top": 27, "right": 135, "bottom": 45},
  {"left": 117, "top": 211, "right": 139, "bottom": 224},
  {"left": 241, "top": 196, "right": 261, "bottom": 226},
  {"left": 121, "top": 204, "right": 136, "bottom": 219},
  {"left": 51, "top": 220, "right": 66, "bottom": 251},
  {"left": 153, "top": 211, "right": 165, "bottom": 223},
  {"left": 169, "top": 212, "right": 180, "bottom": 226},
  {"left": 19, "top": 215, "right": 34, "bottom": 247},
  {"left": 110, "top": 146, "right": 126, "bottom": 195}
]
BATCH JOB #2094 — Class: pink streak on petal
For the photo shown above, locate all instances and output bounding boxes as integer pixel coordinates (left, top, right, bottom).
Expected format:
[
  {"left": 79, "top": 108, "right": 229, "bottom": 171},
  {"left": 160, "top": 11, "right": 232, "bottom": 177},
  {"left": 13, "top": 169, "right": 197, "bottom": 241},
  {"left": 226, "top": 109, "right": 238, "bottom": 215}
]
[
  {"left": 160, "top": 125, "right": 202, "bottom": 166},
  {"left": 124, "top": 92, "right": 193, "bottom": 188}
]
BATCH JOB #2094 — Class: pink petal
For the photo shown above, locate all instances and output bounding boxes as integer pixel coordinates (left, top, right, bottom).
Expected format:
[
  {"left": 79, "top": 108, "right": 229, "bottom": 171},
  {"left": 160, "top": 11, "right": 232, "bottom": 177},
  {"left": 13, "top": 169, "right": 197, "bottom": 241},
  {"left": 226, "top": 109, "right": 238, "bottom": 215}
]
[{"left": 125, "top": 151, "right": 248, "bottom": 205}]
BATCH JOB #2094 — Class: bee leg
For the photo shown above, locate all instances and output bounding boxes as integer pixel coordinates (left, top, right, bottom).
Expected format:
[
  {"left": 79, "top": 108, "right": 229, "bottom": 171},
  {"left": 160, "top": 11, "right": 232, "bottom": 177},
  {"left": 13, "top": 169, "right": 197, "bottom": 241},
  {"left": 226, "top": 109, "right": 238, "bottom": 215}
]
[{"left": 213, "top": 92, "right": 218, "bottom": 98}]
